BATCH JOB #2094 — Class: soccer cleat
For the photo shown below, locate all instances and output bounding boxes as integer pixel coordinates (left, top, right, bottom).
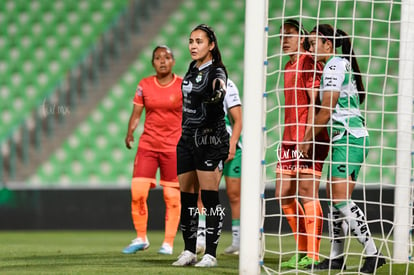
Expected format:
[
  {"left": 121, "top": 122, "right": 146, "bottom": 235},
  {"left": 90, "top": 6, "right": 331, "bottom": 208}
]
[
  {"left": 172, "top": 250, "right": 197, "bottom": 266},
  {"left": 194, "top": 254, "right": 218, "bottom": 267},
  {"left": 122, "top": 237, "right": 150, "bottom": 254},
  {"left": 158, "top": 242, "right": 173, "bottom": 255},
  {"left": 223, "top": 245, "right": 239, "bottom": 255},
  {"left": 315, "top": 257, "right": 346, "bottom": 270},
  {"left": 360, "top": 253, "right": 386, "bottom": 273},
  {"left": 280, "top": 253, "right": 306, "bottom": 268},
  {"left": 296, "top": 256, "right": 319, "bottom": 269}
]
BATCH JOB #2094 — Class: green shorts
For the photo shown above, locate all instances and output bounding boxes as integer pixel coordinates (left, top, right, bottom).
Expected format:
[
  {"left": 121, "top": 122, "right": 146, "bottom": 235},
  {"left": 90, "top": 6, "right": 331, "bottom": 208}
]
[
  {"left": 329, "top": 134, "right": 369, "bottom": 181},
  {"left": 223, "top": 147, "right": 242, "bottom": 178}
]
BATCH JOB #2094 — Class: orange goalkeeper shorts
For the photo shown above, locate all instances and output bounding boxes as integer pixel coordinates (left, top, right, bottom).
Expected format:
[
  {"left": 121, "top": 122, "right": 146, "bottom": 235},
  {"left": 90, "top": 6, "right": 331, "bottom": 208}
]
[{"left": 132, "top": 147, "right": 179, "bottom": 188}]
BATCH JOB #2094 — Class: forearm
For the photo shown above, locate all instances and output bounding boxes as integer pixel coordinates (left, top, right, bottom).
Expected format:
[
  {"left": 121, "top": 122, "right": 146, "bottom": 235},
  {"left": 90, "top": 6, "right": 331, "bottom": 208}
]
[
  {"left": 303, "top": 108, "right": 331, "bottom": 142},
  {"left": 227, "top": 106, "right": 242, "bottom": 151},
  {"left": 126, "top": 105, "right": 143, "bottom": 136},
  {"left": 305, "top": 105, "right": 314, "bottom": 137},
  {"left": 304, "top": 89, "right": 317, "bottom": 142},
  {"left": 127, "top": 116, "right": 139, "bottom": 135},
  {"left": 230, "top": 123, "right": 242, "bottom": 146},
  {"left": 303, "top": 89, "right": 339, "bottom": 142}
]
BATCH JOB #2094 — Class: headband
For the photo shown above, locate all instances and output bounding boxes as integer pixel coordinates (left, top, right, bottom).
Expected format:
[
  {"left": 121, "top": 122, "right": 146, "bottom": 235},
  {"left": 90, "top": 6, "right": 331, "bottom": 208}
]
[
  {"left": 193, "top": 24, "right": 217, "bottom": 43},
  {"left": 283, "top": 19, "right": 306, "bottom": 35},
  {"left": 311, "top": 26, "right": 343, "bottom": 48}
]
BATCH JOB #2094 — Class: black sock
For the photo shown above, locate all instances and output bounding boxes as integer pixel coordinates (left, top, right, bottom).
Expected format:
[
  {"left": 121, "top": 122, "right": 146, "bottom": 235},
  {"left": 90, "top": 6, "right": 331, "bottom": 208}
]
[
  {"left": 201, "top": 190, "right": 224, "bottom": 258},
  {"left": 180, "top": 192, "right": 198, "bottom": 254}
]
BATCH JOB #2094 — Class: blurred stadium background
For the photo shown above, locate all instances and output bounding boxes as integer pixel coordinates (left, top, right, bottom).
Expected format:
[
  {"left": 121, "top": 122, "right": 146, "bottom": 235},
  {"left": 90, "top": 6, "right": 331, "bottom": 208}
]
[
  {"left": 0, "top": 0, "right": 244, "bottom": 230},
  {"left": 0, "top": 0, "right": 398, "bottom": 230}
]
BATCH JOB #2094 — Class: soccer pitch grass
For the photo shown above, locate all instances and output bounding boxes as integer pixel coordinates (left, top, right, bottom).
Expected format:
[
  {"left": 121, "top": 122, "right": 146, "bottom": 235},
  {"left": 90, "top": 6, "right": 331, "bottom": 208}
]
[
  {"left": 0, "top": 230, "right": 412, "bottom": 274},
  {"left": 0, "top": 230, "right": 237, "bottom": 274}
]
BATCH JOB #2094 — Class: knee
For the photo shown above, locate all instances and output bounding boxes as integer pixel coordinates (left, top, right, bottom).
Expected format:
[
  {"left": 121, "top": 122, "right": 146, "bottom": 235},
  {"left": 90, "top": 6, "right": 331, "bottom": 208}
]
[
  {"left": 131, "top": 181, "right": 150, "bottom": 202},
  {"left": 201, "top": 190, "right": 220, "bottom": 208},
  {"left": 275, "top": 187, "right": 294, "bottom": 204},
  {"left": 275, "top": 188, "right": 282, "bottom": 199},
  {"left": 275, "top": 179, "right": 294, "bottom": 200},
  {"left": 226, "top": 189, "right": 240, "bottom": 204},
  {"left": 164, "top": 187, "right": 181, "bottom": 208},
  {"left": 131, "top": 192, "right": 147, "bottom": 204}
]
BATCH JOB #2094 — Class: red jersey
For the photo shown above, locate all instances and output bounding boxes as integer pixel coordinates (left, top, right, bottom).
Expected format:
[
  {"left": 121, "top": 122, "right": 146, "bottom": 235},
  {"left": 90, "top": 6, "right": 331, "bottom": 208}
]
[
  {"left": 283, "top": 53, "right": 327, "bottom": 142},
  {"left": 133, "top": 74, "right": 183, "bottom": 152}
]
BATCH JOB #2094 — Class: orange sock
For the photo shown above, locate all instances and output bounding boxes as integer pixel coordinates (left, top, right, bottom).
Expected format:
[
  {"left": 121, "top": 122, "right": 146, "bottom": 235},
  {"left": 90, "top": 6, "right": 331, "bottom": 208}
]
[
  {"left": 163, "top": 186, "right": 181, "bottom": 246},
  {"left": 131, "top": 178, "right": 151, "bottom": 239},
  {"left": 303, "top": 200, "right": 323, "bottom": 261},
  {"left": 282, "top": 199, "right": 307, "bottom": 252}
]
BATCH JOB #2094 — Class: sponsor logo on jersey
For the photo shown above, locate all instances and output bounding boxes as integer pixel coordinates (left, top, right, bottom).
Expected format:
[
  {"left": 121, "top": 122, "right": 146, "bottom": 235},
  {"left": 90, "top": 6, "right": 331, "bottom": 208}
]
[
  {"left": 325, "top": 76, "right": 337, "bottom": 87},
  {"left": 135, "top": 85, "right": 143, "bottom": 96},
  {"left": 182, "top": 80, "right": 193, "bottom": 96},
  {"left": 183, "top": 106, "right": 196, "bottom": 113}
]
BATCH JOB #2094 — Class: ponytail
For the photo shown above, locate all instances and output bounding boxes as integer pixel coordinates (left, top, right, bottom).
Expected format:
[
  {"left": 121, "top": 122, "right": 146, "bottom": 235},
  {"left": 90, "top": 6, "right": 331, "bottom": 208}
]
[
  {"left": 336, "top": 29, "right": 365, "bottom": 104},
  {"left": 312, "top": 24, "right": 366, "bottom": 104}
]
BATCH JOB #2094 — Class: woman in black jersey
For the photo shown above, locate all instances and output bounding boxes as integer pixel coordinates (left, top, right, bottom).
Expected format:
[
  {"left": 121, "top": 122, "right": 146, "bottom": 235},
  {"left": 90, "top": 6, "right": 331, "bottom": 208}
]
[{"left": 172, "top": 24, "right": 229, "bottom": 268}]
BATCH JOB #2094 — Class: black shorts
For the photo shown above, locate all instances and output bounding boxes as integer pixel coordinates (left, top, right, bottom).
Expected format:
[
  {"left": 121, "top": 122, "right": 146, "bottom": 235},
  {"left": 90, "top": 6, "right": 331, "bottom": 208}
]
[{"left": 177, "top": 124, "right": 229, "bottom": 174}]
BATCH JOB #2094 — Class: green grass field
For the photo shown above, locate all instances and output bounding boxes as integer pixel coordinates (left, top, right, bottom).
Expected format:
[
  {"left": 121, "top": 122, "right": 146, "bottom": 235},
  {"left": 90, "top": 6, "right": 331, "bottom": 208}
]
[{"left": 0, "top": 230, "right": 412, "bottom": 274}]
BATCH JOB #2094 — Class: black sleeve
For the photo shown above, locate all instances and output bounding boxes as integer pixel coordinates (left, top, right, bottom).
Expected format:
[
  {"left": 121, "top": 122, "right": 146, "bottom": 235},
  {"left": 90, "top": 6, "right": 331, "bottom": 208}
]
[{"left": 212, "top": 66, "right": 227, "bottom": 85}]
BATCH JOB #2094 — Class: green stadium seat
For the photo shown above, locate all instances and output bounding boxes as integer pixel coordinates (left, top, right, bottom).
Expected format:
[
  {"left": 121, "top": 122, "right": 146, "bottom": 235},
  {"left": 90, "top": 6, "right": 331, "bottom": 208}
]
[
  {"left": 27, "top": 0, "right": 399, "bottom": 188},
  {"left": 0, "top": 0, "right": 130, "bottom": 141}
]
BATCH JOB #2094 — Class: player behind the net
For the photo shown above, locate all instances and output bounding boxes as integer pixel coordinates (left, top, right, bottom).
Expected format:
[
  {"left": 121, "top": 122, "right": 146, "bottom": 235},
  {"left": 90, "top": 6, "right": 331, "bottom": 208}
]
[
  {"left": 299, "top": 24, "right": 386, "bottom": 274},
  {"left": 276, "top": 19, "right": 330, "bottom": 269}
]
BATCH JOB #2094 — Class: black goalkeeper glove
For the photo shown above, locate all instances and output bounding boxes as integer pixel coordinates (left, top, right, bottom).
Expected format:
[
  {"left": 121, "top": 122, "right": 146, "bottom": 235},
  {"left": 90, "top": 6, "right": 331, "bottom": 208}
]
[{"left": 204, "top": 80, "right": 225, "bottom": 104}]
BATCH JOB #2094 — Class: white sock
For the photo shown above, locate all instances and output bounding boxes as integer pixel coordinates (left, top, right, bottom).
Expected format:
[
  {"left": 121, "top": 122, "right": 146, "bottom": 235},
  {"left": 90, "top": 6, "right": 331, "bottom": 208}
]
[
  {"left": 231, "top": 224, "right": 240, "bottom": 247},
  {"left": 335, "top": 201, "right": 377, "bottom": 256},
  {"left": 197, "top": 214, "right": 206, "bottom": 247},
  {"left": 328, "top": 204, "right": 346, "bottom": 258}
]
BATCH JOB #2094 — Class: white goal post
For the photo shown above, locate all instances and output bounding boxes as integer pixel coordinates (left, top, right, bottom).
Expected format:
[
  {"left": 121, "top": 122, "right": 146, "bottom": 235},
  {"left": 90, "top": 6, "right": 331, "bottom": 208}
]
[
  {"left": 239, "top": 0, "right": 266, "bottom": 274},
  {"left": 393, "top": 0, "right": 414, "bottom": 263},
  {"left": 240, "top": 0, "right": 414, "bottom": 274}
]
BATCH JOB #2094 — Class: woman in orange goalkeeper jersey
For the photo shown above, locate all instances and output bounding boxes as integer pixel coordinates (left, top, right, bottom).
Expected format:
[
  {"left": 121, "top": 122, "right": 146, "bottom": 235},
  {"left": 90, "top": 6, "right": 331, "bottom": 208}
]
[
  {"left": 276, "top": 19, "right": 329, "bottom": 269},
  {"left": 122, "top": 45, "right": 182, "bottom": 256}
]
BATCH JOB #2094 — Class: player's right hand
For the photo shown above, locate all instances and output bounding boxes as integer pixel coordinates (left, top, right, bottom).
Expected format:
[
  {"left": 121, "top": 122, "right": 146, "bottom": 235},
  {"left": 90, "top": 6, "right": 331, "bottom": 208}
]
[
  {"left": 298, "top": 142, "right": 312, "bottom": 159},
  {"left": 125, "top": 134, "right": 134, "bottom": 149}
]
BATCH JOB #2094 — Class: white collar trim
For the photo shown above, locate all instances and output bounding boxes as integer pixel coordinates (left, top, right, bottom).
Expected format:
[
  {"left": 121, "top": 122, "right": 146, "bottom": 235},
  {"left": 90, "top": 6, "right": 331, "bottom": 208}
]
[{"left": 195, "top": 60, "right": 213, "bottom": 71}]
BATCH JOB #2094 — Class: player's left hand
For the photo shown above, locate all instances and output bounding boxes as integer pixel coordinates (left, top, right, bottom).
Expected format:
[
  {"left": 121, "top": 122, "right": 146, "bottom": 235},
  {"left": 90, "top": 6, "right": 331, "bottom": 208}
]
[
  {"left": 225, "top": 151, "right": 235, "bottom": 163},
  {"left": 205, "top": 80, "right": 225, "bottom": 103},
  {"left": 225, "top": 142, "right": 237, "bottom": 163}
]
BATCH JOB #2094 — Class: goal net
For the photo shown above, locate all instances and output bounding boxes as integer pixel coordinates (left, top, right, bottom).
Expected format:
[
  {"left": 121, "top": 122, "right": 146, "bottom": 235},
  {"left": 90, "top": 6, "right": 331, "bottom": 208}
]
[{"left": 240, "top": 0, "right": 414, "bottom": 274}]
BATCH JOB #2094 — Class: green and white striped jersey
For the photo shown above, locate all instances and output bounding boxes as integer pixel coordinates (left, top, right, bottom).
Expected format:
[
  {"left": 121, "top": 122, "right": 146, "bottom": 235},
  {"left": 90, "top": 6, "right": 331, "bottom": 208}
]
[{"left": 320, "top": 56, "right": 368, "bottom": 142}]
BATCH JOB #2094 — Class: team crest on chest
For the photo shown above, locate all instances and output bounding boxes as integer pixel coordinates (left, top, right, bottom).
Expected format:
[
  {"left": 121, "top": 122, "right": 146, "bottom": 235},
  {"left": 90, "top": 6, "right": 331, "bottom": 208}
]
[{"left": 196, "top": 73, "right": 203, "bottom": 83}]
